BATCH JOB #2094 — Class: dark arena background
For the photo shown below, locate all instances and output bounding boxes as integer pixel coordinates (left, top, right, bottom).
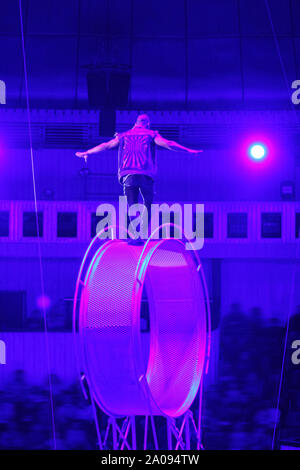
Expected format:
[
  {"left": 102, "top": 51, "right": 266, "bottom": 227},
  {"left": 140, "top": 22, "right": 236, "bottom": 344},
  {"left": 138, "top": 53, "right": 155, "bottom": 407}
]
[{"left": 0, "top": 0, "right": 300, "bottom": 453}]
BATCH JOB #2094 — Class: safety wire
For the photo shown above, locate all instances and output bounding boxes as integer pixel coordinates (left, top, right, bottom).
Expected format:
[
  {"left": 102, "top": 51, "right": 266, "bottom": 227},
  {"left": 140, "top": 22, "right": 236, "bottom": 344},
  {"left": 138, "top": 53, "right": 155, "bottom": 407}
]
[
  {"left": 18, "top": 0, "right": 57, "bottom": 449},
  {"left": 263, "top": 0, "right": 300, "bottom": 450}
]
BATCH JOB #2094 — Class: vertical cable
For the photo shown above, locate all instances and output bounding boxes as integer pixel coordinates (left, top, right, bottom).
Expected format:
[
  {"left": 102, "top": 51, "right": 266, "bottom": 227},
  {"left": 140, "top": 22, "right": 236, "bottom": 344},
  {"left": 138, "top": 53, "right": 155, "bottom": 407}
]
[{"left": 18, "top": 0, "right": 57, "bottom": 450}]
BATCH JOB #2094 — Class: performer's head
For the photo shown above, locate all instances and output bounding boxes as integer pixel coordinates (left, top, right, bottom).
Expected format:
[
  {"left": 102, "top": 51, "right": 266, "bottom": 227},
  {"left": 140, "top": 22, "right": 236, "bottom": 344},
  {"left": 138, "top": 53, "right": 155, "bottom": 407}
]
[{"left": 135, "top": 113, "right": 150, "bottom": 129}]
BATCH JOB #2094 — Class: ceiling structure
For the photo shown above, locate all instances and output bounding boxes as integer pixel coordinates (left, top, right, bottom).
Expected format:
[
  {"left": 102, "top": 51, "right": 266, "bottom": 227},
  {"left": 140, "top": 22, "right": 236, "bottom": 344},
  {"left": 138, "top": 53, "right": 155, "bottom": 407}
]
[{"left": 0, "top": 0, "right": 299, "bottom": 110}]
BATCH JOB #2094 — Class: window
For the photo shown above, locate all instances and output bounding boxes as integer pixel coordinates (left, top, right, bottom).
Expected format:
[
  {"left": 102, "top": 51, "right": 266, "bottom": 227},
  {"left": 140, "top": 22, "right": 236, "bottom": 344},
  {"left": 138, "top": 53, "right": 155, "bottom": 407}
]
[
  {"left": 204, "top": 213, "right": 214, "bottom": 239},
  {"left": 57, "top": 212, "right": 77, "bottom": 238},
  {"left": 227, "top": 213, "right": 248, "bottom": 238},
  {"left": 91, "top": 212, "right": 110, "bottom": 238},
  {"left": 261, "top": 212, "right": 281, "bottom": 239},
  {"left": 296, "top": 213, "right": 300, "bottom": 239},
  {"left": 0, "top": 211, "right": 9, "bottom": 237},
  {"left": 23, "top": 211, "right": 43, "bottom": 237}
]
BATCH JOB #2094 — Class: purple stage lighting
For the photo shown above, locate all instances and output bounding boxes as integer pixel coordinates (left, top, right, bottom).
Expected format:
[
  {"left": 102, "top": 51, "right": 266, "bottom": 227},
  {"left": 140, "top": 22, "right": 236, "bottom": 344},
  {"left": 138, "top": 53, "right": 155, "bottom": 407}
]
[
  {"left": 249, "top": 143, "right": 267, "bottom": 161},
  {"left": 37, "top": 295, "right": 51, "bottom": 310}
]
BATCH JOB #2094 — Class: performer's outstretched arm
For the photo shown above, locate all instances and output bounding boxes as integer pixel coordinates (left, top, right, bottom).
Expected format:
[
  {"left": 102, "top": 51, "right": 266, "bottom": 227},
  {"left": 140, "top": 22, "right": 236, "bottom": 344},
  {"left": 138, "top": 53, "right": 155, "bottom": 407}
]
[
  {"left": 154, "top": 134, "right": 203, "bottom": 155},
  {"left": 75, "top": 136, "right": 119, "bottom": 161}
]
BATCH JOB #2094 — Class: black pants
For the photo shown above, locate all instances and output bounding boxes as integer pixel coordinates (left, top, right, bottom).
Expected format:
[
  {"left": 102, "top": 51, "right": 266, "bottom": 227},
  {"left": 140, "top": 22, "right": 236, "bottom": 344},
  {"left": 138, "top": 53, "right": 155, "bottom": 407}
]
[{"left": 123, "top": 174, "right": 154, "bottom": 232}]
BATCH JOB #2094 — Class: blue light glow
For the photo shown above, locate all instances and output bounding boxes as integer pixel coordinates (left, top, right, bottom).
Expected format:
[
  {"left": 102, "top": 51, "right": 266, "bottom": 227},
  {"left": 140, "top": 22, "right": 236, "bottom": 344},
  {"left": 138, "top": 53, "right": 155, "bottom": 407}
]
[{"left": 249, "top": 143, "right": 267, "bottom": 160}]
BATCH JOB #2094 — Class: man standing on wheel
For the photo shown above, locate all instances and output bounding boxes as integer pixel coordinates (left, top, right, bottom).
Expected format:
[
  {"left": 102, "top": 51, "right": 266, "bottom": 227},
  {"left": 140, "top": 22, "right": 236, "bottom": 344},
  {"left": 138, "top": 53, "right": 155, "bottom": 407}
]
[{"left": 76, "top": 113, "right": 202, "bottom": 237}]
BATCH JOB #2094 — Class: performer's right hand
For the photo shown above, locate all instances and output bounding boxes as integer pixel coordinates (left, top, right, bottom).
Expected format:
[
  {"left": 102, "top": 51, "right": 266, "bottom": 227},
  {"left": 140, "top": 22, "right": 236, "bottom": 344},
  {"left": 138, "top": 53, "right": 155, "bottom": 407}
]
[{"left": 75, "top": 151, "right": 88, "bottom": 162}]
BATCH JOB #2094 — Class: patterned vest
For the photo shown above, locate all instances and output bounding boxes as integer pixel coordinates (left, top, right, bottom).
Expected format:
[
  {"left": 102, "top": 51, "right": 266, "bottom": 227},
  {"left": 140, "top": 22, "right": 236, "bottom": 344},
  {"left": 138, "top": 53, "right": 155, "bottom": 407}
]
[{"left": 116, "top": 126, "right": 159, "bottom": 182}]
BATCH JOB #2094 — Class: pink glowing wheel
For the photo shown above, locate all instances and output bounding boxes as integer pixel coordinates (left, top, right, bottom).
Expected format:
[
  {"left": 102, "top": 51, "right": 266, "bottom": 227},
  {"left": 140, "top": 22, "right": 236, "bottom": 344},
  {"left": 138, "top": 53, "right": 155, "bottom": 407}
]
[{"left": 74, "top": 236, "right": 209, "bottom": 418}]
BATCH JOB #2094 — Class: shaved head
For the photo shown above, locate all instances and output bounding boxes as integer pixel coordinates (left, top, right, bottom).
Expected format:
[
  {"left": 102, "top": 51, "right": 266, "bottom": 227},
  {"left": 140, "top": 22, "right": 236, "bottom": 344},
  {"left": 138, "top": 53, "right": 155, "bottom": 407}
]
[{"left": 135, "top": 113, "right": 150, "bottom": 128}]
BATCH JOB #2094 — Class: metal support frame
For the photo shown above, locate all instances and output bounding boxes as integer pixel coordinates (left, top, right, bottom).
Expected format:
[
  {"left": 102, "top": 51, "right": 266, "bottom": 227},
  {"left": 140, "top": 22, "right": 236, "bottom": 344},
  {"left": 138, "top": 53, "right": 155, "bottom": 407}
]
[{"left": 81, "top": 375, "right": 206, "bottom": 451}]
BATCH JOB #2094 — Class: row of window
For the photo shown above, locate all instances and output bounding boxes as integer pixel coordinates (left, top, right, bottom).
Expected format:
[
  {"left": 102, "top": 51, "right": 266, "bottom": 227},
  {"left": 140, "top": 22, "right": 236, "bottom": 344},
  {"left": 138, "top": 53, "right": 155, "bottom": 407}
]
[
  {"left": 0, "top": 211, "right": 299, "bottom": 239},
  {"left": 152, "top": 212, "right": 299, "bottom": 240},
  {"left": 0, "top": 211, "right": 79, "bottom": 238}
]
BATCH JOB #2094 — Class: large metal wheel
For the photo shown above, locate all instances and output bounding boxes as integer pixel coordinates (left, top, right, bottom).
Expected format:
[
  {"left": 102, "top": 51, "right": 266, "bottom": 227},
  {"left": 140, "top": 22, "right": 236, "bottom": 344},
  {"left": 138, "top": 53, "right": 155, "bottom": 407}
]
[{"left": 74, "top": 234, "right": 209, "bottom": 418}]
